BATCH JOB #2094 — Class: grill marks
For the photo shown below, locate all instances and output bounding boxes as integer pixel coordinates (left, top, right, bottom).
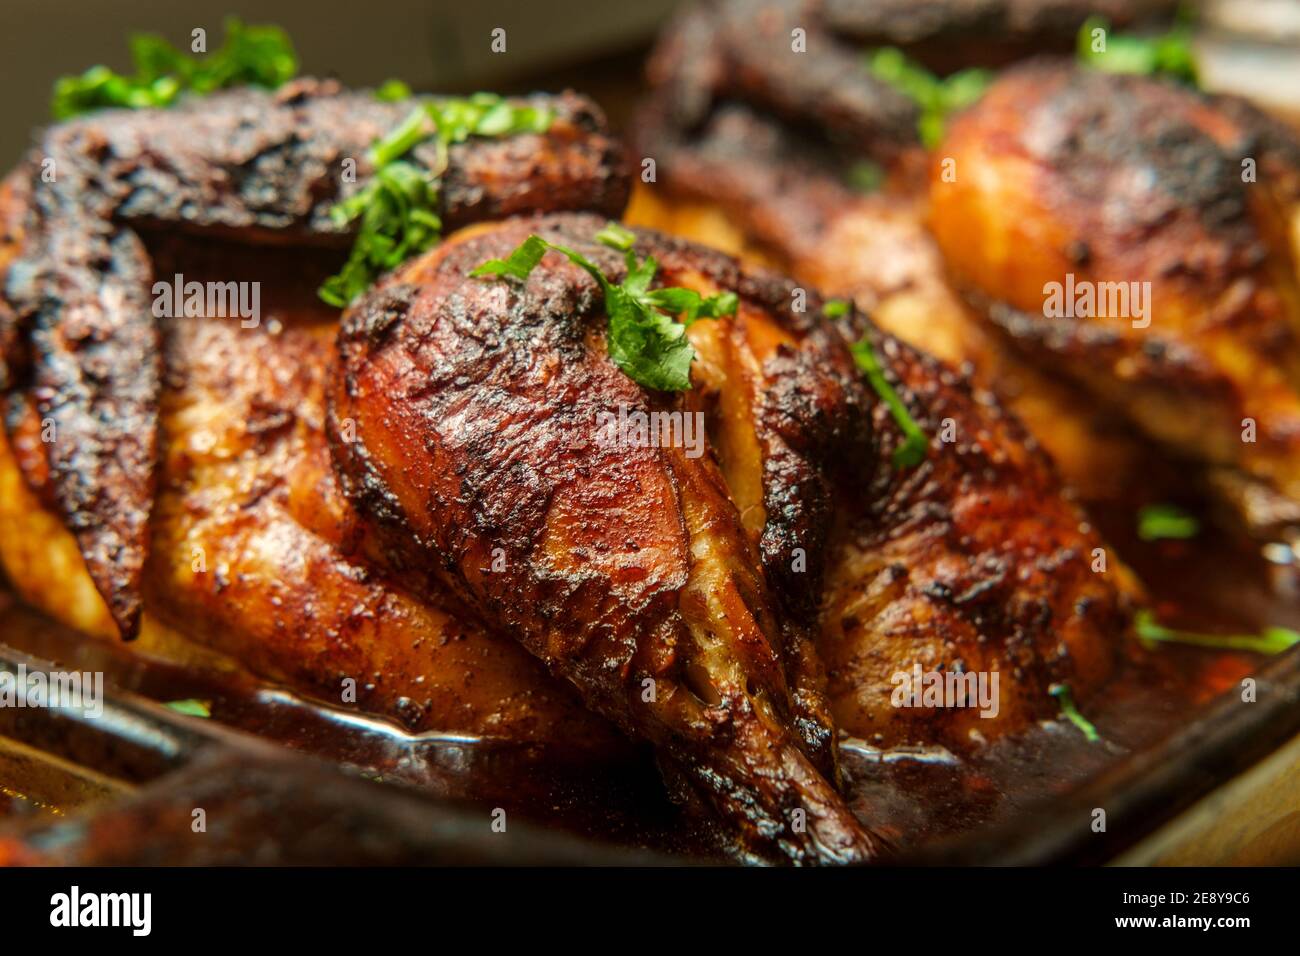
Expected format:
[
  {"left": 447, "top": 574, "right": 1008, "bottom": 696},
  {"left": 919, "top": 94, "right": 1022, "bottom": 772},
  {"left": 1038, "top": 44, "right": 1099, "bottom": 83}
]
[{"left": 0, "top": 82, "right": 628, "bottom": 636}]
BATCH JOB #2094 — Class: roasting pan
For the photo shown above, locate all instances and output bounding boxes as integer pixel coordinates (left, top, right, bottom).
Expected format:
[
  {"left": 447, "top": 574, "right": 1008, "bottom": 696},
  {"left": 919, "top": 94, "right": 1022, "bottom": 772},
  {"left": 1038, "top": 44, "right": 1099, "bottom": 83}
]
[
  {"left": 3, "top": 579, "right": 1299, "bottom": 865},
  {"left": 4, "top": 5, "right": 1300, "bottom": 867}
]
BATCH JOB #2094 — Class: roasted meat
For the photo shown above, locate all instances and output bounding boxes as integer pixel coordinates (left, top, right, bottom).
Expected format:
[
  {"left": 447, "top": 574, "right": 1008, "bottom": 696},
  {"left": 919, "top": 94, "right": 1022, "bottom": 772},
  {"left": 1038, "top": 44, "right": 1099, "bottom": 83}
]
[
  {"left": 0, "top": 63, "right": 1138, "bottom": 862},
  {"left": 634, "top": 5, "right": 1300, "bottom": 540},
  {"left": 0, "top": 79, "right": 627, "bottom": 637},
  {"left": 328, "top": 213, "right": 880, "bottom": 862},
  {"left": 930, "top": 61, "right": 1300, "bottom": 541}
]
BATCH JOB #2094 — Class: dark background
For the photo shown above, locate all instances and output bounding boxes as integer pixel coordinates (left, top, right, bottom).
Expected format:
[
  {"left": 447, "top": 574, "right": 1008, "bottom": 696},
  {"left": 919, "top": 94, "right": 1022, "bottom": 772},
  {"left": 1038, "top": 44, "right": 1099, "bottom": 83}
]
[{"left": 0, "top": 0, "right": 682, "bottom": 167}]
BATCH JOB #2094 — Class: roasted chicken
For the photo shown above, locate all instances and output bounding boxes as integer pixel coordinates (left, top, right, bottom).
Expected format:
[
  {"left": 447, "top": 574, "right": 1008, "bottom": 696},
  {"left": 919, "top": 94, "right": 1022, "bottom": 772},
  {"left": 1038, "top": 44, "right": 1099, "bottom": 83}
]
[
  {"left": 0, "top": 63, "right": 1137, "bottom": 862},
  {"left": 931, "top": 60, "right": 1300, "bottom": 542},
  {"left": 0, "top": 78, "right": 628, "bottom": 639},
  {"left": 633, "top": 1, "right": 1300, "bottom": 543}
]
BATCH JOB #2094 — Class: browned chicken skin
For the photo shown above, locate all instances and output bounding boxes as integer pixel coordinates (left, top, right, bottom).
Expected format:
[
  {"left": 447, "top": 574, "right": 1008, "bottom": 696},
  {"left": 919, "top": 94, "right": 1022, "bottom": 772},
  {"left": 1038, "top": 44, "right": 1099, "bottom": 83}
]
[
  {"left": 931, "top": 61, "right": 1300, "bottom": 540},
  {"left": 1, "top": 79, "right": 627, "bottom": 636},
  {"left": 0, "top": 59, "right": 1145, "bottom": 861},
  {"left": 328, "top": 213, "right": 882, "bottom": 863}
]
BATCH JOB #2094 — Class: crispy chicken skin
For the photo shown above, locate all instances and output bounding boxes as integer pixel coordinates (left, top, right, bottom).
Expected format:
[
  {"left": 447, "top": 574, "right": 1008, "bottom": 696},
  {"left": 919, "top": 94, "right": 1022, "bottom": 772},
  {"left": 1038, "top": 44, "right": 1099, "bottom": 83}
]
[
  {"left": 930, "top": 61, "right": 1300, "bottom": 538},
  {"left": 632, "top": 27, "right": 1152, "bottom": 502},
  {"left": 0, "top": 235, "right": 624, "bottom": 750},
  {"left": 0, "top": 79, "right": 628, "bottom": 637},
  {"left": 0, "top": 85, "right": 633, "bottom": 748},
  {"left": 327, "top": 213, "right": 881, "bottom": 863},
  {"left": 822, "top": 322, "right": 1131, "bottom": 750}
]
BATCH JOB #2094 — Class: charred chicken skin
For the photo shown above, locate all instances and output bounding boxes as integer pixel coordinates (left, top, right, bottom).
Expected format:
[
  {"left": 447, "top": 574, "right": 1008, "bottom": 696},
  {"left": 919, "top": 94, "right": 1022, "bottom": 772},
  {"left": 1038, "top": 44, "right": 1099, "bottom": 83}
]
[
  {"left": 931, "top": 61, "right": 1300, "bottom": 541},
  {"left": 328, "top": 213, "right": 880, "bottom": 863},
  {"left": 634, "top": 4, "right": 1300, "bottom": 541},
  {"left": 0, "top": 67, "right": 1135, "bottom": 861},
  {"left": 0, "top": 78, "right": 627, "bottom": 638}
]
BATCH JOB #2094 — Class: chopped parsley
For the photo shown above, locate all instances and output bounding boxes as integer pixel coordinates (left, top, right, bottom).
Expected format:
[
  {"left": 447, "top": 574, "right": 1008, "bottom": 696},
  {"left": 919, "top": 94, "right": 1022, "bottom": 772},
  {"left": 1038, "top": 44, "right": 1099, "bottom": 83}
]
[
  {"left": 1049, "top": 683, "right": 1101, "bottom": 743},
  {"left": 318, "top": 95, "right": 553, "bottom": 308},
  {"left": 374, "top": 78, "right": 413, "bottom": 102},
  {"left": 865, "top": 48, "right": 992, "bottom": 149},
  {"left": 823, "top": 298, "right": 852, "bottom": 319},
  {"left": 1134, "top": 610, "right": 1300, "bottom": 655},
  {"left": 1077, "top": 16, "right": 1198, "bottom": 85},
  {"left": 470, "top": 224, "right": 738, "bottom": 391},
  {"left": 850, "top": 335, "right": 928, "bottom": 468},
  {"left": 51, "top": 18, "right": 298, "bottom": 120},
  {"left": 1137, "top": 503, "right": 1200, "bottom": 541},
  {"left": 846, "top": 160, "right": 885, "bottom": 194},
  {"left": 164, "top": 699, "right": 212, "bottom": 718}
]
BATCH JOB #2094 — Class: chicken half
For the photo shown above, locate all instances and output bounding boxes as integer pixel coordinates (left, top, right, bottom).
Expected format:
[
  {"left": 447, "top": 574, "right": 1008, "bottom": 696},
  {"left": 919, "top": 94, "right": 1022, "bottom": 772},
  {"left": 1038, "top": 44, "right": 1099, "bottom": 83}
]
[
  {"left": 1, "top": 70, "right": 1135, "bottom": 862},
  {"left": 0, "top": 80, "right": 631, "bottom": 751},
  {"left": 931, "top": 60, "right": 1300, "bottom": 542},
  {"left": 633, "top": 2, "right": 1300, "bottom": 544},
  {"left": 328, "top": 212, "right": 1133, "bottom": 846}
]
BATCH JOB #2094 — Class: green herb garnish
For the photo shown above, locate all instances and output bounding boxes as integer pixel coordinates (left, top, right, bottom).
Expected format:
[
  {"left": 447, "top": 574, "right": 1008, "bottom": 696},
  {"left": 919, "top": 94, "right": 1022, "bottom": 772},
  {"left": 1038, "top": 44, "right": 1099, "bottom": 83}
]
[
  {"left": 470, "top": 225, "right": 738, "bottom": 391},
  {"left": 1137, "top": 503, "right": 1200, "bottom": 541},
  {"left": 850, "top": 336, "right": 928, "bottom": 468},
  {"left": 865, "top": 48, "right": 992, "bottom": 149},
  {"left": 318, "top": 95, "right": 553, "bottom": 308},
  {"left": 1049, "top": 683, "right": 1101, "bottom": 743},
  {"left": 374, "top": 78, "right": 413, "bottom": 102},
  {"left": 164, "top": 699, "right": 212, "bottom": 718},
  {"left": 594, "top": 221, "right": 637, "bottom": 251},
  {"left": 846, "top": 160, "right": 885, "bottom": 194},
  {"left": 824, "top": 298, "right": 852, "bottom": 319},
  {"left": 1077, "top": 16, "right": 1198, "bottom": 85},
  {"left": 1135, "top": 610, "right": 1300, "bottom": 655},
  {"left": 51, "top": 18, "right": 298, "bottom": 120}
]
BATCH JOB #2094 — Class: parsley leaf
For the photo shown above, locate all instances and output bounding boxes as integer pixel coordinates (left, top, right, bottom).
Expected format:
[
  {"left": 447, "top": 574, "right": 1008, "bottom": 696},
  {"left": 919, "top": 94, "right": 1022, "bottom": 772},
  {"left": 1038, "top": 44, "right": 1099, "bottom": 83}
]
[
  {"left": 318, "top": 95, "right": 553, "bottom": 308},
  {"left": 1077, "top": 16, "right": 1198, "bottom": 85},
  {"left": 164, "top": 699, "right": 212, "bottom": 718},
  {"left": 850, "top": 335, "right": 928, "bottom": 468},
  {"left": 1134, "top": 610, "right": 1300, "bottom": 655},
  {"left": 1049, "top": 683, "right": 1101, "bottom": 743},
  {"left": 51, "top": 19, "right": 298, "bottom": 120},
  {"left": 470, "top": 224, "right": 738, "bottom": 391},
  {"left": 846, "top": 160, "right": 885, "bottom": 194},
  {"left": 865, "top": 48, "right": 992, "bottom": 149},
  {"left": 823, "top": 298, "right": 852, "bottom": 319},
  {"left": 374, "top": 78, "right": 413, "bottom": 102},
  {"left": 1137, "top": 503, "right": 1200, "bottom": 541}
]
